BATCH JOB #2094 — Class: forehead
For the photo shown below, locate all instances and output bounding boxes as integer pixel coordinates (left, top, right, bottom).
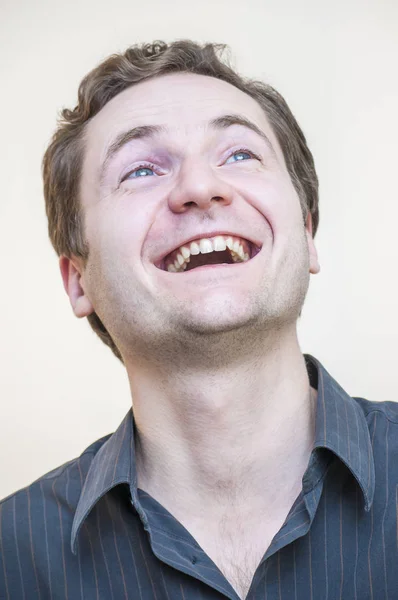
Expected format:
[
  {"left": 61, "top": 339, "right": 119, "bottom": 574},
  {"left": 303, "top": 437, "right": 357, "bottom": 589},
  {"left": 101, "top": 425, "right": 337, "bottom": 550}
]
[{"left": 84, "top": 72, "right": 281, "bottom": 152}]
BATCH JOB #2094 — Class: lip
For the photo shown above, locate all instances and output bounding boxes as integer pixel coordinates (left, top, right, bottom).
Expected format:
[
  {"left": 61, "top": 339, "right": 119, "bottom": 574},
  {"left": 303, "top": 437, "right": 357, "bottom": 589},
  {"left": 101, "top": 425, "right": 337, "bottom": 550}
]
[{"left": 153, "top": 231, "right": 263, "bottom": 270}]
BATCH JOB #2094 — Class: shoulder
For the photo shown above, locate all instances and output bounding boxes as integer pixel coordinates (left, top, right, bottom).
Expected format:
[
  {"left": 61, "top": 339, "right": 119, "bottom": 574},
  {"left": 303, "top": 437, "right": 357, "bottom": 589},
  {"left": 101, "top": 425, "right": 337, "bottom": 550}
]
[
  {"left": 352, "top": 396, "right": 398, "bottom": 459},
  {"left": 0, "top": 433, "right": 111, "bottom": 506},
  {"left": 0, "top": 433, "right": 111, "bottom": 555},
  {"left": 353, "top": 396, "right": 398, "bottom": 424}
]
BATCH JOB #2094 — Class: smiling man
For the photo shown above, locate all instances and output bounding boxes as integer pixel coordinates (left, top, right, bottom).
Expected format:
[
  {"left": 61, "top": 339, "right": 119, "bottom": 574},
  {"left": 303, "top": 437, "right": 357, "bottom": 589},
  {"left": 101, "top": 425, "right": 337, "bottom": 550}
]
[{"left": 1, "top": 40, "right": 398, "bottom": 600}]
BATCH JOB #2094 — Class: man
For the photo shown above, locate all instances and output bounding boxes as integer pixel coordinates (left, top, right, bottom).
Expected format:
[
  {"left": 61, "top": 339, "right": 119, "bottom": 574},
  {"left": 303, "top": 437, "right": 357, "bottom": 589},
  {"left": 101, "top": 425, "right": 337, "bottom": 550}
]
[{"left": 0, "top": 39, "right": 396, "bottom": 600}]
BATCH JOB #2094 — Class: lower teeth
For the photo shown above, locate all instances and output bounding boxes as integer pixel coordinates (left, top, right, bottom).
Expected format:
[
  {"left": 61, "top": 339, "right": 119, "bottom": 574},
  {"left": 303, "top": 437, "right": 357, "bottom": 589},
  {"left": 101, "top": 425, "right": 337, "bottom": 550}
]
[{"left": 166, "top": 249, "right": 250, "bottom": 273}]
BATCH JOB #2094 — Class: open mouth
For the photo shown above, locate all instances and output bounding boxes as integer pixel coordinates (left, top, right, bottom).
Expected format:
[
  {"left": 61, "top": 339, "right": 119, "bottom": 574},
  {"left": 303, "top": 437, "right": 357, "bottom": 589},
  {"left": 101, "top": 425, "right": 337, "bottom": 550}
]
[{"left": 156, "top": 236, "right": 262, "bottom": 274}]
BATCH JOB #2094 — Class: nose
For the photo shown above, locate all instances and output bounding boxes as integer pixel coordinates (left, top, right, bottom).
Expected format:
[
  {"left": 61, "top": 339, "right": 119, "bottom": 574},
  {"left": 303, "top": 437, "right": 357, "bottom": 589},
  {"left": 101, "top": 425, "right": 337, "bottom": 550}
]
[{"left": 167, "top": 157, "right": 234, "bottom": 214}]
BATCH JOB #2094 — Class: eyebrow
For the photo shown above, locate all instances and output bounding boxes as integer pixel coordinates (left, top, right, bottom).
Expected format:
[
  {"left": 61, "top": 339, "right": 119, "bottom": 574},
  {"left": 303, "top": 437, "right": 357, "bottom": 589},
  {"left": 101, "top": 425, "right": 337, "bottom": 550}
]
[{"left": 99, "top": 113, "right": 276, "bottom": 185}]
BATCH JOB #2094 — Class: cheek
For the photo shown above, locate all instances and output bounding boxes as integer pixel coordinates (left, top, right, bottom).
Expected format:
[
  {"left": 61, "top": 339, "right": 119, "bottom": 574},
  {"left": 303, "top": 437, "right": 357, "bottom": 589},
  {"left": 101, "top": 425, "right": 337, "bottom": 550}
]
[
  {"left": 274, "top": 184, "right": 303, "bottom": 230},
  {"left": 86, "top": 203, "right": 148, "bottom": 263},
  {"left": 240, "top": 174, "right": 302, "bottom": 239}
]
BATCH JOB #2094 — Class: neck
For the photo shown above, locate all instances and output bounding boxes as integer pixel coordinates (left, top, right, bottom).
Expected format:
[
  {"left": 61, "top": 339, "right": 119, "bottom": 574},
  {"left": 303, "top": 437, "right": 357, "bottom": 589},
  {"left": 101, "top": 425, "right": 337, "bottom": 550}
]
[{"left": 128, "top": 328, "right": 316, "bottom": 518}]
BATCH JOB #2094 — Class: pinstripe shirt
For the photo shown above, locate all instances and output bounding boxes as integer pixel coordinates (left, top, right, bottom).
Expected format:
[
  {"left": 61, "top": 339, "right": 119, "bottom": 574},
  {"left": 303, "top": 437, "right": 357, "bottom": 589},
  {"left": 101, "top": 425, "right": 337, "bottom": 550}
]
[{"left": 1, "top": 353, "right": 397, "bottom": 599}]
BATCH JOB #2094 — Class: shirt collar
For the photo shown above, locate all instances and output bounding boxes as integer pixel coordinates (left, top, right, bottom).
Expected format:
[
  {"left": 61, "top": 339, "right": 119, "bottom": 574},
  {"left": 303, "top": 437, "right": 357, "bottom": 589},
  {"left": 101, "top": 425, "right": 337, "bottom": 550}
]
[
  {"left": 304, "top": 353, "right": 375, "bottom": 512},
  {"left": 71, "top": 354, "right": 375, "bottom": 554},
  {"left": 71, "top": 408, "right": 141, "bottom": 554}
]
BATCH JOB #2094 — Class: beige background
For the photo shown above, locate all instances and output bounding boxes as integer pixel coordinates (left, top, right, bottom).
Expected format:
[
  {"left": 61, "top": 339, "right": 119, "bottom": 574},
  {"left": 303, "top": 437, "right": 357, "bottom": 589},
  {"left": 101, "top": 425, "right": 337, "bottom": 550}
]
[{"left": 0, "top": 0, "right": 397, "bottom": 500}]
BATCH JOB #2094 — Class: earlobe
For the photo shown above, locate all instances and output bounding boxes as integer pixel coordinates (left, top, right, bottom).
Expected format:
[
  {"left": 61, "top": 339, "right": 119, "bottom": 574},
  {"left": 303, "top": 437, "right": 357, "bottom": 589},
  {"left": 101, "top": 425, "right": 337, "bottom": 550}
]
[
  {"left": 59, "top": 256, "right": 95, "bottom": 318},
  {"left": 305, "top": 213, "right": 321, "bottom": 275}
]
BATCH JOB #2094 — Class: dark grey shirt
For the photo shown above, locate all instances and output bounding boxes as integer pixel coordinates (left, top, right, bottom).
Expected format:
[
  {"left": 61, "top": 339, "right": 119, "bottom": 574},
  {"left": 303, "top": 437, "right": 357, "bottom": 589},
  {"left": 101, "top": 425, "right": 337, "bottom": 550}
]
[{"left": 1, "top": 354, "right": 397, "bottom": 599}]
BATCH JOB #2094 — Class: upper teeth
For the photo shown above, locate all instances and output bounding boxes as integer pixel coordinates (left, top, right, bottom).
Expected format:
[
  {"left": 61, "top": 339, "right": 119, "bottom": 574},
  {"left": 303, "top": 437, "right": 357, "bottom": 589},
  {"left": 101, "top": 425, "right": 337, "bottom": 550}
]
[{"left": 165, "top": 235, "right": 251, "bottom": 273}]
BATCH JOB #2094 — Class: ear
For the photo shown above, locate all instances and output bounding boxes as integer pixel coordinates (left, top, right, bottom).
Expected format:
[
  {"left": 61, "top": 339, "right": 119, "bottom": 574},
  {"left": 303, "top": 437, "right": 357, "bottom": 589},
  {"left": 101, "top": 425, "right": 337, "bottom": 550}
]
[
  {"left": 305, "top": 213, "right": 320, "bottom": 275},
  {"left": 59, "top": 256, "right": 95, "bottom": 318}
]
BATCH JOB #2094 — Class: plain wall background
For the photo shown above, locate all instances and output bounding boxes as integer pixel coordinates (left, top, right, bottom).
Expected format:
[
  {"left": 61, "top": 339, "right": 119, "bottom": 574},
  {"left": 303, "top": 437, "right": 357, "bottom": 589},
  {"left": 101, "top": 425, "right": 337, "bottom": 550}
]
[{"left": 1, "top": 0, "right": 397, "bottom": 500}]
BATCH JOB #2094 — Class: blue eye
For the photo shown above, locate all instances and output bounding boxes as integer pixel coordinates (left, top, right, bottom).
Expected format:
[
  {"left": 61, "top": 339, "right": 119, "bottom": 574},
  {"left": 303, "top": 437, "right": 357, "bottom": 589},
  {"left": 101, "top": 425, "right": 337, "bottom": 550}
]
[
  {"left": 226, "top": 149, "right": 257, "bottom": 164},
  {"left": 127, "top": 165, "right": 155, "bottom": 179},
  {"left": 122, "top": 148, "right": 259, "bottom": 183}
]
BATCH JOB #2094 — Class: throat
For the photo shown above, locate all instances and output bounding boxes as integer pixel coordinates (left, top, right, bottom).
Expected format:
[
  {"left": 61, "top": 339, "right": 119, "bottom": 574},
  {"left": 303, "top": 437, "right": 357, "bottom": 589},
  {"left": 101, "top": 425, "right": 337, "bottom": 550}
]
[{"left": 186, "top": 249, "right": 233, "bottom": 271}]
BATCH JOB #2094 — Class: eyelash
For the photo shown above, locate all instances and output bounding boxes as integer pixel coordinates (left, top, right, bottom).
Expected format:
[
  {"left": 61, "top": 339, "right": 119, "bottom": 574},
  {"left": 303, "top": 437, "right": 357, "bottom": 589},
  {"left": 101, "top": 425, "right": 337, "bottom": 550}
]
[
  {"left": 228, "top": 147, "right": 261, "bottom": 162},
  {"left": 121, "top": 147, "right": 261, "bottom": 182}
]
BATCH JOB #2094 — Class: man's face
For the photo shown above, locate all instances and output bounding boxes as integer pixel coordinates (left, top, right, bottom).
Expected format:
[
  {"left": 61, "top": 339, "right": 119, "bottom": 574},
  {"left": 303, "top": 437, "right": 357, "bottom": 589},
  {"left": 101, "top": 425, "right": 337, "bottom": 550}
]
[{"left": 63, "top": 73, "right": 319, "bottom": 360}]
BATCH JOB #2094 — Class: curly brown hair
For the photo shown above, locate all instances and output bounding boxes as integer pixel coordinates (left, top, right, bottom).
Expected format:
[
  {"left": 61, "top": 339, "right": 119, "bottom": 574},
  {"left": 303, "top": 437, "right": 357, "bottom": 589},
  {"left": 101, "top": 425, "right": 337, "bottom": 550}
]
[{"left": 42, "top": 39, "right": 319, "bottom": 365}]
